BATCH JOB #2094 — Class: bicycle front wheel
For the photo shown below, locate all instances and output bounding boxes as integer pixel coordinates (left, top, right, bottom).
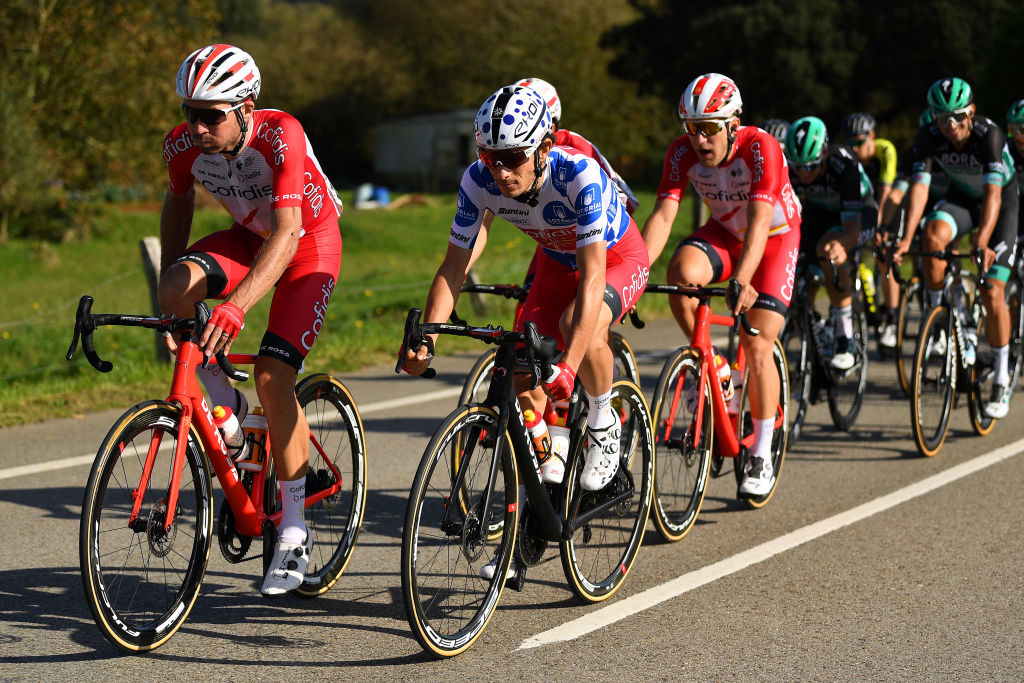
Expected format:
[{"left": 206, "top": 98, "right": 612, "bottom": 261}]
[
  {"left": 1006, "top": 273, "right": 1024, "bottom": 390},
  {"left": 896, "top": 276, "right": 925, "bottom": 397},
  {"left": 610, "top": 331, "right": 640, "bottom": 384},
  {"left": 827, "top": 304, "right": 869, "bottom": 430},
  {"left": 649, "top": 348, "right": 711, "bottom": 543},
  {"left": 780, "top": 310, "right": 811, "bottom": 446},
  {"left": 287, "top": 374, "right": 368, "bottom": 596},
  {"left": 560, "top": 379, "right": 653, "bottom": 602},
  {"left": 459, "top": 348, "right": 497, "bottom": 406},
  {"left": 79, "top": 400, "right": 213, "bottom": 652},
  {"left": 911, "top": 305, "right": 955, "bottom": 457},
  {"left": 402, "top": 404, "right": 518, "bottom": 658}
]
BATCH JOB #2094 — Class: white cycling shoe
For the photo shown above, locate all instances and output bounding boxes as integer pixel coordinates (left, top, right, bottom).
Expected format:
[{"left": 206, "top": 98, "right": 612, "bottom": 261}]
[
  {"left": 579, "top": 422, "right": 621, "bottom": 491},
  {"left": 261, "top": 532, "right": 313, "bottom": 597}
]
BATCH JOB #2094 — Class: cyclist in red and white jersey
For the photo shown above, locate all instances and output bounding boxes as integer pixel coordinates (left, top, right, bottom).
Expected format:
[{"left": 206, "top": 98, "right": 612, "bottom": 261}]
[
  {"left": 158, "top": 44, "right": 343, "bottom": 597},
  {"left": 641, "top": 73, "right": 800, "bottom": 497}
]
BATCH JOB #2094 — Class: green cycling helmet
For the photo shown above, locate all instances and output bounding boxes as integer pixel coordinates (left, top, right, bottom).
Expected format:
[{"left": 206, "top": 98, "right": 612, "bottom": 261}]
[
  {"left": 919, "top": 109, "right": 934, "bottom": 127},
  {"left": 786, "top": 116, "right": 828, "bottom": 166},
  {"left": 1008, "top": 99, "right": 1024, "bottom": 126},
  {"left": 927, "top": 77, "right": 973, "bottom": 113}
]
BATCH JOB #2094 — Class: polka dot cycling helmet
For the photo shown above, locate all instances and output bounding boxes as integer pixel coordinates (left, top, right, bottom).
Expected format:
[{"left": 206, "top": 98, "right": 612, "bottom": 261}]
[
  {"left": 176, "top": 44, "right": 261, "bottom": 102},
  {"left": 474, "top": 85, "right": 552, "bottom": 156}
]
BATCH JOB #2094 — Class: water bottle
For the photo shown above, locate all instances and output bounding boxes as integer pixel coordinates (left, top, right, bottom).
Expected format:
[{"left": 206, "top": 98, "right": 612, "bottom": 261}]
[
  {"left": 728, "top": 365, "right": 743, "bottom": 415},
  {"left": 213, "top": 403, "right": 244, "bottom": 445},
  {"left": 713, "top": 352, "right": 734, "bottom": 402},
  {"left": 237, "top": 407, "right": 268, "bottom": 472},
  {"left": 524, "top": 409, "right": 563, "bottom": 483},
  {"left": 964, "top": 326, "right": 978, "bottom": 366},
  {"left": 858, "top": 262, "right": 877, "bottom": 315}
]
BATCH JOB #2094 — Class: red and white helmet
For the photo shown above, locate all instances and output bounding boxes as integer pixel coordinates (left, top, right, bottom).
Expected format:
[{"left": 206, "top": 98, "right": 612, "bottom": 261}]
[
  {"left": 516, "top": 77, "right": 561, "bottom": 123},
  {"left": 176, "top": 44, "right": 261, "bottom": 103},
  {"left": 678, "top": 73, "right": 743, "bottom": 121}
]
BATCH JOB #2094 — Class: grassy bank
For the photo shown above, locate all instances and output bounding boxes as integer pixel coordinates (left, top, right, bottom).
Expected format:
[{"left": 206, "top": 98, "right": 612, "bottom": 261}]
[{"left": 0, "top": 190, "right": 690, "bottom": 427}]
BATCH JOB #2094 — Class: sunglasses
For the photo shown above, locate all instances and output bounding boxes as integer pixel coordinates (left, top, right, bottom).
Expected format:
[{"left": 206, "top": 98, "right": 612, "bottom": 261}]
[
  {"left": 847, "top": 136, "right": 869, "bottom": 148},
  {"left": 681, "top": 119, "right": 729, "bottom": 137},
  {"left": 180, "top": 101, "right": 244, "bottom": 126},
  {"left": 933, "top": 109, "right": 971, "bottom": 126},
  {"left": 477, "top": 146, "right": 531, "bottom": 168},
  {"left": 1009, "top": 124, "right": 1024, "bottom": 139},
  {"left": 793, "top": 159, "right": 823, "bottom": 173}
]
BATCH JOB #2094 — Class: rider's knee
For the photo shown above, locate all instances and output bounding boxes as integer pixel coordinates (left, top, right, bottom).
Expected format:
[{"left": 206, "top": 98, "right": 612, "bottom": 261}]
[{"left": 158, "top": 262, "right": 204, "bottom": 314}]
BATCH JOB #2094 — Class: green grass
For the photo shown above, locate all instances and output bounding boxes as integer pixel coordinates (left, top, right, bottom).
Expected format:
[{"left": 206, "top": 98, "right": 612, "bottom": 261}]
[{"left": 0, "top": 189, "right": 690, "bottom": 427}]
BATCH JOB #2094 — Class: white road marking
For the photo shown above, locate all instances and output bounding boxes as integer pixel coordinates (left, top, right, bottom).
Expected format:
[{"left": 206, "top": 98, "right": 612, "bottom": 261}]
[
  {"left": 517, "top": 437, "right": 1024, "bottom": 650},
  {"left": 0, "top": 387, "right": 463, "bottom": 482}
]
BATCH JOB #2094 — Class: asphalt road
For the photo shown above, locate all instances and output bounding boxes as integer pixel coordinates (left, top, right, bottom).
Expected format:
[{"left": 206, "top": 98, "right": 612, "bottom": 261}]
[{"left": 2, "top": 318, "right": 1023, "bottom": 680}]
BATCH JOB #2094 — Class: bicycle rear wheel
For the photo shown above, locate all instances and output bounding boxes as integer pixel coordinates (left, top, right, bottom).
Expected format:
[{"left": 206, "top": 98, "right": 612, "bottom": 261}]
[
  {"left": 736, "top": 339, "right": 789, "bottom": 509},
  {"left": 79, "top": 400, "right": 213, "bottom": 652},
  {"left": 1006, "top": 274, "right": 1024, "bottom": 390},
  {"left": 896, "top": 276, "right": 925, "bottom": 397},
  {"left": 649, "top": 348, "right": 712, "bottom": 542},
  {"left": 827, "top": 304, "right": 869, "bottom": 430},
  {"left": 780, "top": 309, "right": 811, "bottom": 445},
  {"left": 402, "top": 404, "right": 518, "bottom": 658},
  {"left": 560, "top": 380, "right": 653, "bottom": 602},
  {"left": 610, "top": 331, "right": 640, "bottom": 384},
  {"left": 286, "top": 374, "right": 369, "bottom": 597},
  {"left": 911, "top": 306, "right": 955, "bottom": 457}
]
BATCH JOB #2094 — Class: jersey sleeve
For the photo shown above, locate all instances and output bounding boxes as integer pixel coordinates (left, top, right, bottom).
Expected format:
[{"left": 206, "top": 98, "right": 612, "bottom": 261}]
[
  {"left": 164, "top": 126, "right": 196, "bottom": 196},
  {"left": 747, "top": 131, "right": 785, "bottom": 205},
  {"left": 875, "top": 139, "right": 898, "bottom": 186},
  {"left": 910, "top": 127, "right": 936, "bottom": 188},
  {"left": 655, "top": 137, "right": 691, "bottom": 202},
  {"left": 449, "top": 164, "right": 488, "bottom": 250},
  {"left": 265, "top": 114, "right": 308, "bottom": 210},
  {"left": 567, "top": 157, "right": 614, "bottom": 249},
  {"left": 981, "top": 127, "right": 1012, "bottom": 187}
]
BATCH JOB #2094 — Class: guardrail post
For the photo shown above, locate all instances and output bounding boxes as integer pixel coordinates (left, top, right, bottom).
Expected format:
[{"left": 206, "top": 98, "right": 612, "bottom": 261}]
[{"left": 139, "top": 236, "right": 170, "bottom": 363}]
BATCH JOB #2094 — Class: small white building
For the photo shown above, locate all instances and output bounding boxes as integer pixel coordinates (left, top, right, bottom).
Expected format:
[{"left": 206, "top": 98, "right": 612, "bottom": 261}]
[{"left": 373, "top": 108, "right": 477, "bottom": 191}]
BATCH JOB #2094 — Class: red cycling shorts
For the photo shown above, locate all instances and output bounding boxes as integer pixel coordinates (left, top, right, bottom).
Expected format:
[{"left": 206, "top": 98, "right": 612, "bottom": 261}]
[
  {"left": 178, "top": 222, "right": 342, "bottom": 370},
  {"left": 515, "top": 225, "right": 649, "bottom": 348}
]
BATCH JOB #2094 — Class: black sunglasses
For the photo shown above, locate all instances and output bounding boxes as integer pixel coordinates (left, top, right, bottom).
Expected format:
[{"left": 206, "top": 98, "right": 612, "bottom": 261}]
[{"left": 180, "top": 101, "right": 244, "bottom": 126}]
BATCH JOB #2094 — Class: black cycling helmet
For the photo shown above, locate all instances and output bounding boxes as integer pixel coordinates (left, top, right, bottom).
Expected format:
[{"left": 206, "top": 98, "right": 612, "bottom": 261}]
[
  {"left": 841, "top": 112, "right": 876, "bottom": 139},
  {"left": 757, "top": 118, "right": 790, "bottom": 148}
]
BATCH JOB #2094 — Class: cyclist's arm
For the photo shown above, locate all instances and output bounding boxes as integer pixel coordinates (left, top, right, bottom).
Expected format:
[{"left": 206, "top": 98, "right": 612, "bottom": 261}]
[
  {"left": 641, "top": 196, "right": 681, "bottom": 266},
  {"left": 159, "top": 186, "right": 196, "bottom": 276},
  {"left": 404, "top": 243, "right": 472, "bottom": 373},
  {"left": 896, "top": 181, "right": 930, "bottom": 256},
  {"left": 972, "top": 182, "right": 1002, "bottom": 259},
  {"left": 465, "top": 210, "right": 494, "bottom": 276},
  {"left": 563, "top": 240, "right": 607, "bottom": 373},
  {"left": 222, "top": 207, "right": 302, "bottom": 313},
  {"left": 733, "top": 199, "right": 772, "bottom": 288}
]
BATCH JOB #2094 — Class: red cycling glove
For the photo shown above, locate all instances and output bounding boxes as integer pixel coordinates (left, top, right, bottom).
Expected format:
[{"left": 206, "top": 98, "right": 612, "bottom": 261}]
[
  {"left": 543, "top": 362, "right": 576, "bottom": 402},
  {"left": 208, "top": 301, "right": 245, "bottom": 344}
]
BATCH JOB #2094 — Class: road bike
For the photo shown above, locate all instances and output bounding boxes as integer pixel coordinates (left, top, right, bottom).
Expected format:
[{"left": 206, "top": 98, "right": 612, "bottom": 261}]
[
  {"left": 644, "top": 284, "right": 789, "bottom": 543},
  {"left": 780, "top": 255, "right": 869, "bottom": 444},
  {"left": 68, "top": 295, "right": 367, "bottom": 652},
  {"left": 909, "top": 251, "right": 995, "bottom": 456},
  {"left": 452, "top": 281, "right": 640, "bottom": 407},
  {"left": 395, "top": 308, "right": 653, "bottom": 657}
]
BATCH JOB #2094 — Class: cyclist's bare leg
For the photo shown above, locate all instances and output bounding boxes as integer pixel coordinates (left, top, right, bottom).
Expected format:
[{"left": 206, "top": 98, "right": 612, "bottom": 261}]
[
  {"left": 666, "top": 244, "right": 715, "bottom": 337},
  {"left": 921, "top": 219, "right": 955, "bottom": 290},
  {"left": 157, "top": 260, "right": 207, "bottom": 317},
  {"left": 740, "top": 308, "right": 784, "bottom": 421},
  {"left": 816, "top": 233, "right": 855, "bottom": 310},
  {"left": 255, "top": 356, "right": 309, "bottom": 481},
  {"left": 980, "top": 279, "right": 1010, "bottom": 346},
  {"left": 560, "top": 302, "right": 615, "bottom": 398}
]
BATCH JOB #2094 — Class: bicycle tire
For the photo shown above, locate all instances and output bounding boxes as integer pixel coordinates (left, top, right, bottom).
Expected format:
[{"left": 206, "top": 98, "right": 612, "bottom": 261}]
[
  {"left": 79, "top": 400, "right": 213, "bottom": 652},
  {"left": 610, "top": 331, "right": 641, "bottom": 385},
  {"left": 896, "top": 276, "right": 925, "bottom": 397},
  {"left": 827, "top": 303, "right": 869, "bottom": 431},
  {"left": 459, "top": 348, "right": 497, "bottom": 406},
  {"left": 964, "top": 304, "right": 996, "bottom": 437},
  {"left": 911, "top": 305, "right": 955, "bottom": 457},
  {"left": 401, "top": 404, "right": 518, "bottom": 657},
  {"left": 1005, "top": 273, "right": 1024, "bottom": 390},
  {"left": 649, "top": 348, "right": 712, "bottom": 542},
  {"left": 282, "top": 374, "right": 369, "bottom": 597},
  {"left": 780, "top": 309, "right": 811, "bottom": 446},
  {"left": 560, "top": 379, "right": 653, "bottom": 602},
  {"left": 735, "top": 339, "right": 789, "bottom": 509}
]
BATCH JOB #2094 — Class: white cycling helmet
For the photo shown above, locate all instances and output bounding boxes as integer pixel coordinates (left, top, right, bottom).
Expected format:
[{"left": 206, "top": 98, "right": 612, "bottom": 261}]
[
  {"left": 515, "top": 77, "right": 562, "bottom": 124},
  {"left": 678, "top": 73, "right": 743, "bottom": 121},
  {"left": 474, "top": 85, "right": 552, "bottom": 156},
  {"left": 176, "top": 44, "right": 261, "bottom": 102}
]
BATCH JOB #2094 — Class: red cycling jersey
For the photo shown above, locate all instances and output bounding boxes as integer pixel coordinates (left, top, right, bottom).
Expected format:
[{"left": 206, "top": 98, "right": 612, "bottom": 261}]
[
  {"left": 164, "top": 109, "right": 342, "bottom": 238},
  {"left": 555, "top": 129, "right": 639, "bottom": 215},
  {"left": 163, "top": 109, "right": 343, "bottom": 370},
  {"left": 656, "top": 125, "right": 800, "bottom": 239}
]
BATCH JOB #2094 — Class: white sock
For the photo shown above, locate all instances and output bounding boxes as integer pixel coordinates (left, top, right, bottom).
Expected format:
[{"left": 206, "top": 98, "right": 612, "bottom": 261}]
[
  {"left": 753, "top": 418, "right": 774, "bottom": 462},
  {"left": 585, "top": 390, "right": 615, "bottom": 430},
  {"left": 838, "top": 304, "right": 853, "bottom": 339},
  {"left": 278, "top": 476, "right": 307, "bottom": 544},
  {"left": 197, "top": 363, "right": 236, "bottom": 410},
  {"left": 993, "top": 345, "right": 1010, "bottom": 386}
]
